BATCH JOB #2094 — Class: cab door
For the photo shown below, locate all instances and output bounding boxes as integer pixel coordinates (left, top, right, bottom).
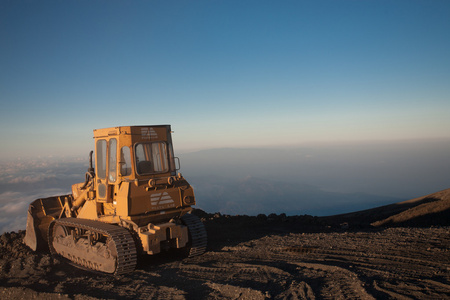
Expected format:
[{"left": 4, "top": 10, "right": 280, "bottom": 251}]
[{"left": 96, "top": 138, "right": 117, "bottom": 203}]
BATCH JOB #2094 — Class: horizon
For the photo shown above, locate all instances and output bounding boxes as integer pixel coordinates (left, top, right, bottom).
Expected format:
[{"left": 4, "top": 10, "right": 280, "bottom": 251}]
[
  {"left": 1, "top": 138, "right": 449, "bottom": 233},
  {"left": 1, "top": 136, "right": 450, "bottom": 160}
]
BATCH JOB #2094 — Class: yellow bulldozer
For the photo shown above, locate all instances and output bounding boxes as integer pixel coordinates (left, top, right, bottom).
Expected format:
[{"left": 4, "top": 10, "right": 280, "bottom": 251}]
[{"left": 24, "top": 125, "right": 207, "bottom": 275}]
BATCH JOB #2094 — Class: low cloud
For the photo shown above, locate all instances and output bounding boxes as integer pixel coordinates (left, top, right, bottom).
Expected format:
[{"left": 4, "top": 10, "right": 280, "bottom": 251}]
[
  {"left": 0, "top": 157, "right": 85, "bottom": 234},
  {"left": 0, "top": 189, "right": 69, "bottom": 234},
  {"left": 0, "top": 215, "right": 27, "bottom": 234},
  {"left": 8, "top": 174, "right": 57, "bottom": 184},
  {"left": 1, "top": 200, "right": 28, "bottom": 214},
  {"left": 0, "top": 191, "right": 34, "bottom": 233}
]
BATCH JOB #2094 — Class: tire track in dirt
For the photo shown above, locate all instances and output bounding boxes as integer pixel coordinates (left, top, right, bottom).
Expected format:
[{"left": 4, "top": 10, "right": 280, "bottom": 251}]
[
  {"left": 291, "top": 261, "right": 375, "bottom": 300},
  {"left": 281, "top": 245, "right": 449, "bottom": 279},
  {"left": 178, "top": 259, "right": 294, "bottom": 298},
  {"left": 262, "top": 228, "right": 450, "bottom": 299},
  {"left": 1, "top": 225, "right": 449, "bottom": 299},
  {"left": 137, "top": 284, "right": 186, "bottom": 300},
  {"left": 275, "top": 281, "right": 315, "bottom": 300},
  {"left": 180, "top": 227, "right": 450, "bottom": 299}
]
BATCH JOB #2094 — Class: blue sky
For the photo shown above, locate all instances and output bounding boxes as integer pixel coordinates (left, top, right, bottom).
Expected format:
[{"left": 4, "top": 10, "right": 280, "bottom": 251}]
[{"left": 1, "top": 0, "right": 450, "bottom": 159}]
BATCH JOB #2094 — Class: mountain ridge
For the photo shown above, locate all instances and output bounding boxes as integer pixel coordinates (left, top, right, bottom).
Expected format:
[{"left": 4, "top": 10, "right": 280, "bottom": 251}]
[{"left": 320, "top": 188, "right": 450, "bottom": 227}]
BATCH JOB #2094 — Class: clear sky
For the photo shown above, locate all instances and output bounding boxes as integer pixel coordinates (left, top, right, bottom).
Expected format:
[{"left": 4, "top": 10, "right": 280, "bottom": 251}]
[{"left": 1, "top": 0, "right": 450, "bottom": 159}]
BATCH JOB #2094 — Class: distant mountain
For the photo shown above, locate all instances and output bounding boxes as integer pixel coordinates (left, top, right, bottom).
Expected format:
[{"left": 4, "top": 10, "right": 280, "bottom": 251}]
[
  {"left": 188, "top": 174, "right": 403, "bottom": 216},
  {"left": 178, "top": 142, "right": 450, "bottom": 200},
  {"left": 178, "top": 144, "right": 450, "bottom": 216}
]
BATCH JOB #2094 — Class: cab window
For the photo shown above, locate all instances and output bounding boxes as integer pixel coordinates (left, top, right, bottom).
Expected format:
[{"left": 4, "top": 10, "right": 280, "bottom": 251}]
[
  {"left": 96, "top": 139, "right": 107, "bottom": 179},
  {"left": 120, "top": 146, "right": 132, "bottom": 176},
  {"left": 135, "top": 142, "right": 169, "bottom": 174},
  {"left": 108, "top": 139, "right": 117, "bottom": 182}
]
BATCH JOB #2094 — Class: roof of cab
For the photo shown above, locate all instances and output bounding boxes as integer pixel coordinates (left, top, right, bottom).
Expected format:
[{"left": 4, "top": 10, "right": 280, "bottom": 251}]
[{"left": 93, "top": 125, "right": 171, "bottom": 138}]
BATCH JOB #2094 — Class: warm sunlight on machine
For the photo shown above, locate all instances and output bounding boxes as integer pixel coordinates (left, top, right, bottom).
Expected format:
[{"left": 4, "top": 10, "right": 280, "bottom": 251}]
[{"left": 23, "top": 125, "right": 207, "bottom": 275}]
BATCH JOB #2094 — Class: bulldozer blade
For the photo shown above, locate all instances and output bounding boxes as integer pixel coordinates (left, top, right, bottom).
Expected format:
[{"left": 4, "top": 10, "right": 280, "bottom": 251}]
[
  {"left": 24, "top": 206, "right": 40, "bottom": 251},
  {"left": 23, "top": 196, "right": 67, "bottom": 251}
]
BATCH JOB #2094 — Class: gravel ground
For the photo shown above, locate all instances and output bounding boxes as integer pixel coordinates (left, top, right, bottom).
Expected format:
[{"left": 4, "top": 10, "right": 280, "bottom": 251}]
[{"left": 1, "top": 189, "right": 449, "bottom": 299}]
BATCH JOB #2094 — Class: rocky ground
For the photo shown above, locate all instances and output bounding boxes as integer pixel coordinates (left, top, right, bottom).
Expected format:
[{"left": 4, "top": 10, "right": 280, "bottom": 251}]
[{"left": 1, "top": 189, "right": 449, "bottom": 299}]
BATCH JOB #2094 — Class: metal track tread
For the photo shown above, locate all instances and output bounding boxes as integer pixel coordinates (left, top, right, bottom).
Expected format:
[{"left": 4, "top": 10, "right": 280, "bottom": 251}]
[
  {"left": 181, "top": 214, "right": 207, "bottom": 257},
  {"left": 49, "top": 218, "right": 137, "bottom": 275}
]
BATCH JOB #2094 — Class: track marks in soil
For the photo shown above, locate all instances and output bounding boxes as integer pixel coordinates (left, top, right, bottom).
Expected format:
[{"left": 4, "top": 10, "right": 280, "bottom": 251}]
[
  {"left": 178, "top": 260, "right": 293, "bottom": 298},
  {"left": 292, "top": 262, "right": 375, "bottom": 300},
  {"left": 205, "top": 282, "right": 267, "bottom": 300},
  {"left": 275, "top": 281, "right": 315, "bottom": 300},
  {"left": 137, "top": 284, "right": 186, "bottom": 300},
  {"left": 1, "top": 228, "right": 449, "bottom": 299},
  {"left": 264, "top": 228, "right": 450, "bottom": 299}
]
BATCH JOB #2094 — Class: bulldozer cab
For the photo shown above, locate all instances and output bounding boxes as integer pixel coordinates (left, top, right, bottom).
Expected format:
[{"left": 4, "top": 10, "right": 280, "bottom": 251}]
[{"left": 92, "top": 125, "right": 177, "bottom": 203}]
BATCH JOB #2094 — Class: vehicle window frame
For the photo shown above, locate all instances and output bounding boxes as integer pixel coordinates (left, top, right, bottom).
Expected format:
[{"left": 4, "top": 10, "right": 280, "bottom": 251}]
[
  {"left": 108, "top": 138, "right": 117, "bottom": 183},
  {"left": 96, "top": 139, "right": 107, "bottom": 179},
  {"left": 120, "top": 146, "right": 132, "bottom": 176},
  {"left": 134, "top": 141, "right": 170, "bottom": 175}
]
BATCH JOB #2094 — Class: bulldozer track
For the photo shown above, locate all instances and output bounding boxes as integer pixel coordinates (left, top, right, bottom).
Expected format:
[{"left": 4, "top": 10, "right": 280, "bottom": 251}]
[
  {"left": 49, "top": 218, "right": 137, "bottom": 275},
  {"left": 181, "top": 214, "right": 207, "bottom": 257}
]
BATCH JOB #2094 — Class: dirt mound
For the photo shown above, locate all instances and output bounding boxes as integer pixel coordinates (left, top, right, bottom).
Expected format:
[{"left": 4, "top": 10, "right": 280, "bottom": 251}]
[
  {"left": 0, "top": 190, "right": 449, "bottom": 299},
  {"left": 321, "top": 188, "right": 450, "bottom": 228},
  {"left": 372, "top": 188, "right": 450, "bottom": 226}
]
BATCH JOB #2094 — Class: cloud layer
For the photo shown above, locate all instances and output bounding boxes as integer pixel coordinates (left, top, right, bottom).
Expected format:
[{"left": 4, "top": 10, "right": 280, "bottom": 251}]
[
  {"left": 0, "top": 157, "right": 86, "bottom": 233},
  {"left": 1, "top": 139, "right": 449, "bottom": 233}
]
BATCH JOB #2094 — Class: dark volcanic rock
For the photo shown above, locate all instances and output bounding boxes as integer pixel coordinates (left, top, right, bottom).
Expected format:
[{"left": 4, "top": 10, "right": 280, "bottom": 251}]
[{"left": 0, "top": 189, "right": 449, "bottom": 299}]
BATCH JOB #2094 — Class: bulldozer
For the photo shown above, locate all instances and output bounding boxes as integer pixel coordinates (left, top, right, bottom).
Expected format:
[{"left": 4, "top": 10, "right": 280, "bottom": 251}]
[{"left": 23, "top": 125, "right": 207, "bottom": 275}]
